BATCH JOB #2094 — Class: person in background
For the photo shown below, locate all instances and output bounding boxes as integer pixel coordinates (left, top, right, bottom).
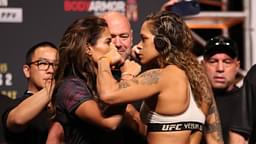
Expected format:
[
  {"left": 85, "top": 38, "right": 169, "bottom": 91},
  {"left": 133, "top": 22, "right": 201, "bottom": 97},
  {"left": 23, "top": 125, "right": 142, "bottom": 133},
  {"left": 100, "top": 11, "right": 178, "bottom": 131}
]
[
  {"left": 202, "top": 36, "right": 247, "bottom": 144},
  {"left": 2, "top": 41, "right": 58, "bottom": 144},
  {"left": 101, "top": 11, "right": 133, "bottom": 64},
  {"left": 229, "top": 64, "right": 256, "bottom": 144},
  {"left": 97, "top": 11, "right": 223, "bottom": 144},
  {"left": 101, "top": 11, "right": 146, "bottom": 143}
]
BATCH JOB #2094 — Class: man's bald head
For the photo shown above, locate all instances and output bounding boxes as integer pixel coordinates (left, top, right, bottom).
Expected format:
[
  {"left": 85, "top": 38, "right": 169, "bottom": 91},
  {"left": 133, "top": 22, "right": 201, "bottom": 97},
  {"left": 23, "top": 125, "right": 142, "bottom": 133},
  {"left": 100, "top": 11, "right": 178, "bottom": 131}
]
[
  {"left": 101, "top": 11, "right": 131, "bottom": 30},
  {"left": 101, "top": 11, "right": 133, "bottom": 61}
]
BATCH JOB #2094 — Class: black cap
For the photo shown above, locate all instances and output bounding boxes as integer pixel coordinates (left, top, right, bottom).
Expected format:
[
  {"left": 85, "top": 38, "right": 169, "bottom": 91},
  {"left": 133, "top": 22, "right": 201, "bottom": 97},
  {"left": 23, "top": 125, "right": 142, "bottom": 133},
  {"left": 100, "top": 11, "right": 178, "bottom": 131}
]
[{"left": 203, "top": 36, "right": 239, "bottom": 59}]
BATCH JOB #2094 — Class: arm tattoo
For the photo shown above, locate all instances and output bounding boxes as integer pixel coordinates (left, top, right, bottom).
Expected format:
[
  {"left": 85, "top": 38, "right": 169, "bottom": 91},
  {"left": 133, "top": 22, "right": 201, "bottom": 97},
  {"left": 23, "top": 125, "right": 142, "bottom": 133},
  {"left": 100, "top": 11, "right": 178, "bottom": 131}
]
[
  {"left": 208, "top": 100, "right": 217, "bottom": 115},
  {"left": 118, "top": 70, "right": 160, "bottom": 89},
  {"left": 205, "top": 98, "right": 223, "bottom": 142},
  {"left": 119, "top": 81, "right": 130, "bottom": 89},
  {"left": 140, "top": 70, "right": 160, "bottom": 85}
]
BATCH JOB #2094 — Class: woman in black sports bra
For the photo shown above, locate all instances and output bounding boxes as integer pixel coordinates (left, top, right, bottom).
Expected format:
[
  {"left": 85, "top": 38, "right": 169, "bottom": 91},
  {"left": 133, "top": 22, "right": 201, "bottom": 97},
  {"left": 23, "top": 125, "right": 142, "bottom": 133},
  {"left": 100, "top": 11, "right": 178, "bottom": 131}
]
[{"left": 97, "top": 11, "right": 224, "bottom": 144}]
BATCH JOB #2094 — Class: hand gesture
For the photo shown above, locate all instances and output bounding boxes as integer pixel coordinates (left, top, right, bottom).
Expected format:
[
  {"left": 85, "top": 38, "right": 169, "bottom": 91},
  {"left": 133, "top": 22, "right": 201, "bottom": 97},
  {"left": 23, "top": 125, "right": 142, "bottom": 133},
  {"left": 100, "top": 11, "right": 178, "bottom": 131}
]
[
  {"left": 99, "top": 43, "right": 122, "bottom": 65},
  {"left": 44, "top": 78, "right": 55, "bottom": 99}
]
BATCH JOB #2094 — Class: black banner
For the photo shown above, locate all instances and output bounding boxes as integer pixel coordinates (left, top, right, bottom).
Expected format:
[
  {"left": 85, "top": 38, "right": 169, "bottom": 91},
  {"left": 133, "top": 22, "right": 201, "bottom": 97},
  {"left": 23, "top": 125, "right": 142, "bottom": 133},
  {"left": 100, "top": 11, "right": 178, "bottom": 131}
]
[{"left": 0, "top": 0, "right": 165, "bottom": 99}]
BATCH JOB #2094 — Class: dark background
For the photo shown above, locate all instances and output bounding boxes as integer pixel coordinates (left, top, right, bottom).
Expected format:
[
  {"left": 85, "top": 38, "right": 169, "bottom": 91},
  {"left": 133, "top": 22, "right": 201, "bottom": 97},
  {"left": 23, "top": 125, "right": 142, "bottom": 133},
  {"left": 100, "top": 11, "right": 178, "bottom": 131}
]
[{"left": 0, "top": 0, "right": 244, "bottom": 99}]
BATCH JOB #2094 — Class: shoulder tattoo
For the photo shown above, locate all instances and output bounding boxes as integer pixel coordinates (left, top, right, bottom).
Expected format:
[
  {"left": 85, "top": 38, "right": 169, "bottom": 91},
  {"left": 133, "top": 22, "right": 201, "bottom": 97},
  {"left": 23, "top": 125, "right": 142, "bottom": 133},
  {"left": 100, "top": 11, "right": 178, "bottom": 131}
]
[{"left": 140, "top": 70, "right": 160, "bottom": 85}]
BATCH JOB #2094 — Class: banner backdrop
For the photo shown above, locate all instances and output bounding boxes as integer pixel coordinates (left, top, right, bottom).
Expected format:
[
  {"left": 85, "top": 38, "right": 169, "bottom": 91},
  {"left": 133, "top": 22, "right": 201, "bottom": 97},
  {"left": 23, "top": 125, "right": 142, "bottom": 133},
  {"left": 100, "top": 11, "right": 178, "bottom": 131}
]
[{"left": 0, "top": 0, "right": 165, "bottom": 99}]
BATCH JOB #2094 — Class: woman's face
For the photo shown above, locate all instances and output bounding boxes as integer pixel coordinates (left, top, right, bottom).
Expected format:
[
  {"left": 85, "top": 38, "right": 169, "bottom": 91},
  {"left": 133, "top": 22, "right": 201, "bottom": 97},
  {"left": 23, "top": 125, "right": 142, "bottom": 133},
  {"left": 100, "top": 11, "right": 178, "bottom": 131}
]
[
  {"left": 89, "top": 28, "right": 121, "bottom": 64},
  {"left": 137, "top": 21, "right": 159, "bottom": 64}
]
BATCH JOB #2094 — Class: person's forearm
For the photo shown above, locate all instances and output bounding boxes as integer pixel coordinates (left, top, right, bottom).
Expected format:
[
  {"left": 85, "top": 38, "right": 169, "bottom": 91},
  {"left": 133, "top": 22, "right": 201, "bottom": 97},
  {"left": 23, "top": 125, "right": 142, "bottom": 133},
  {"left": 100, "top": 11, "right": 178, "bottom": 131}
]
[
  {"left": 229, "top": 131, "right": 247, "bottom": 144},
  {"left": 76, "top": 100, "right": 123, "bottom": 130},
  {"left": 125, "top": 104, "right": 146, "bottom": 135},
  {"left": 46, "top": 122, "right": 64, "bottom": 144},
  {"left": 7, "top": 88, "right": 51, "bottom": 132},
  {"left": 97, "top": 57, "right": 118, "bottom": 99}
]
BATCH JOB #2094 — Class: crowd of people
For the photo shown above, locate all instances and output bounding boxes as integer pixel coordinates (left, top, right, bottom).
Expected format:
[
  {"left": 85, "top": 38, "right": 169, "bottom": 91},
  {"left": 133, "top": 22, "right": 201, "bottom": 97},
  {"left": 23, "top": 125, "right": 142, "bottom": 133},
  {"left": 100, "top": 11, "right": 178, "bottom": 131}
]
[{"left": 0, "top": 7, "right": 256, "bottom": 144}]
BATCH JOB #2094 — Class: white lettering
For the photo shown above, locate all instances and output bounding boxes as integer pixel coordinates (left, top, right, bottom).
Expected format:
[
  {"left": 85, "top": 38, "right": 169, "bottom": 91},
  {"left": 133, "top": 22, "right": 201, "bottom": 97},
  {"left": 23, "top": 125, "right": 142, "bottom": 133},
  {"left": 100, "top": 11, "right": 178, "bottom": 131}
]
[
  {"left": 161, "top": 124, "right": 179, "bottom": 131},
  {"left": 160, "top": 123, "right": 202, "bottom": 131},
  {"left": 5, "top": 73, "right": 12, "bottom": 86},
  {"left": 0, "top": 8, "right": 23, "bottom": 23},
  {"left": 175, "top": 124, "right": 182, "bottom": 130},
  {"left": 0, "top": 73, "right": 3, "bottom": 86},
  {"left": 162, "top": 124, "right": 169, "bottom": 131},
  {"left": 89, "top": 1, "right": 125, "bottom": 14},
  {"left": 0, "top": 73, "right": 13, "bottom": 86},
  {"left": 184, "top": 122, "right": 201, "bottom": 130}
]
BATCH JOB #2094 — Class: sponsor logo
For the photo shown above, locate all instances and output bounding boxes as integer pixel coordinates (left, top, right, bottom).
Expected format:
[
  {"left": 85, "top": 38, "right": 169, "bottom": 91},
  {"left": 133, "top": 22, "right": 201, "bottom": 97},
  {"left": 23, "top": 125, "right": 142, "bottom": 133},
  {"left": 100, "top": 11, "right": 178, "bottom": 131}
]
[
  {"left": 64, "top": 0, "right": 125, "bottom": 15},
  {"left": 0, "top": 8, "right": 23, "bottom": 23},
  {"left": 161, "top": 122, "right": 203, "bottom": 131},
  {"left": 64, "top": 1, "right": 91, "bottom": 12},
  {"left": 162, "top": 124, "right": 182, "bottom": 131}
]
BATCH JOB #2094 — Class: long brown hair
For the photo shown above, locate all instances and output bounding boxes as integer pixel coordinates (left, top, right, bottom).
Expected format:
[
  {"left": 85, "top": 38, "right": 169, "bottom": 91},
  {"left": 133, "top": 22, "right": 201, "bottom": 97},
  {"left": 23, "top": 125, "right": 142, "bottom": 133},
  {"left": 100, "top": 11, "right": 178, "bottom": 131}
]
[
  {"left": 146, "top": 11, "right": 213, "bottom": 112},
  {"left": 55, "top": 16, "right": 108, "bottom": 97}
]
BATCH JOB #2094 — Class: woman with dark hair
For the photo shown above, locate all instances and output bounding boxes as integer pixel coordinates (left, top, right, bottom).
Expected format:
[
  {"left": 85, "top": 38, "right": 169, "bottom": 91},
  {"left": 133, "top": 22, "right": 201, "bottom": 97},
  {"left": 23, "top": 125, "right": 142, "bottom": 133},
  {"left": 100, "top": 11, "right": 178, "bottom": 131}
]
[
  {"left": 52, "top": 16, "right": 124, "bottom": 144},
  {"left": 97, "top": 11, "right": 224, "bottom": 144}
]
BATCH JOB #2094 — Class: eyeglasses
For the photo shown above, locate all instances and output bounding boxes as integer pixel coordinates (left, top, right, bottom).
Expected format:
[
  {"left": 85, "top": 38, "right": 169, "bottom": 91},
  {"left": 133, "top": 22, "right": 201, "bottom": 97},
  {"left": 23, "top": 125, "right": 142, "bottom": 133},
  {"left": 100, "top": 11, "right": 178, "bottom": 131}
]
[{"left": 28, "top": 60, "right": 58, "bottom": 71}]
